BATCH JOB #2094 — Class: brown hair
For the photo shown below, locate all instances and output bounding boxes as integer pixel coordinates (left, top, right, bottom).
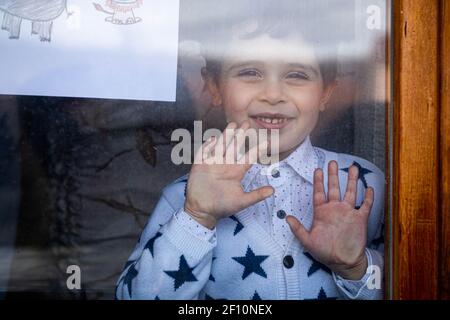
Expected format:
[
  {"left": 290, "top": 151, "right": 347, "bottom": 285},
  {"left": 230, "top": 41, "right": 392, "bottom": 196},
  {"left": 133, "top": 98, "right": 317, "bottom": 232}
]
[
  {"left": 195, "top": 0, "right": 354, "bottom": 85},
  {"left": 200, "top": 0, "right": 346, "bottom": 86}
]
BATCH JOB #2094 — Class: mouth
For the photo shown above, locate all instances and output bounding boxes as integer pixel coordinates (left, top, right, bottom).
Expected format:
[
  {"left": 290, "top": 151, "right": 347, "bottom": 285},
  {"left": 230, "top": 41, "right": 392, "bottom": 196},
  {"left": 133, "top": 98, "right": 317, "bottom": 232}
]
[{"left": 249, "top": 113, "right": 294, "bottom": 130}]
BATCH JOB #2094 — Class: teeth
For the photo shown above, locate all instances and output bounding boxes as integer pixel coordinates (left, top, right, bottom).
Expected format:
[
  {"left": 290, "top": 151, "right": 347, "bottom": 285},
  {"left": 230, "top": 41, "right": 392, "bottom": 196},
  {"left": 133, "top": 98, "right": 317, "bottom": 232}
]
[{"left": 256, "top": 117, "right": 288, "bottom": 124}]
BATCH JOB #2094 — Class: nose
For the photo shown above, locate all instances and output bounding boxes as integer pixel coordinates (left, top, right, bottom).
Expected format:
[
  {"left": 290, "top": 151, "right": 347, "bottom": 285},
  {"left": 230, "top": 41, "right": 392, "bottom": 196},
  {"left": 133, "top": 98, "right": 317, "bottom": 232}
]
[{"left": 260, "top": 79, "right": 286, "bottom": 105}]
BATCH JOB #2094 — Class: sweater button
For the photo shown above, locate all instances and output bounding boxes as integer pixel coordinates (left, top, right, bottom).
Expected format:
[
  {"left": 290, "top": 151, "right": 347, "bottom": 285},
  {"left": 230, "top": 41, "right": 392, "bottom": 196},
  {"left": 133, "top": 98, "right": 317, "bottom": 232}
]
[
  {"left": 283, "top": 255, "right": 294, "bottom": 269},
  {"left": 271, "top": 168, "right": 280, "bottom": 178},
  {"left": 277, "top": 210, "right": 286, "bottom": 219}
]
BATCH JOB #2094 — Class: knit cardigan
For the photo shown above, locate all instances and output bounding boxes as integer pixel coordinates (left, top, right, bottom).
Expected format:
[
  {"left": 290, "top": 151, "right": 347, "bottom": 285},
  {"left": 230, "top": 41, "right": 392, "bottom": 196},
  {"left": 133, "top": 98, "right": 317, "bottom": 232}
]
[{"left": 116, "top": 147, "right": 385, "bottom": 300}]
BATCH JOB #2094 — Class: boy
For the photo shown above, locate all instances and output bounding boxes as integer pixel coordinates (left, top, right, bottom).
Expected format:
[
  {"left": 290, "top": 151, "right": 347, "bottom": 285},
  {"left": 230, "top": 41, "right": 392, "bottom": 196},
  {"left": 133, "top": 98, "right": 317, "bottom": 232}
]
[{"left": 116, "top": 0, "right": 385, "bottom": 300}]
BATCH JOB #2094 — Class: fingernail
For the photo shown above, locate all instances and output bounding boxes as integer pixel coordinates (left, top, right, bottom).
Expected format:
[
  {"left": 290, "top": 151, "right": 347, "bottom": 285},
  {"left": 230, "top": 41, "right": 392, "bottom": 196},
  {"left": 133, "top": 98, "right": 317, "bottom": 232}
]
[{"left": 286, "top": 217, "right": 293, "bottom": 228}]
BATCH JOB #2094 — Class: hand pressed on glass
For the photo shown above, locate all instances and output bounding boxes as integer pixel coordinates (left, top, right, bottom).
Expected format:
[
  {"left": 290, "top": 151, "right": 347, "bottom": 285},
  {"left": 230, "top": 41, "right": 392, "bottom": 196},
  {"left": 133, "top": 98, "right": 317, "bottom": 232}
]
[
  {"left": 286, "top": 161, "right": 374, "bottom": 280},
  {"left": 184, "top": 121, "right": 274, "bottom": 229}
]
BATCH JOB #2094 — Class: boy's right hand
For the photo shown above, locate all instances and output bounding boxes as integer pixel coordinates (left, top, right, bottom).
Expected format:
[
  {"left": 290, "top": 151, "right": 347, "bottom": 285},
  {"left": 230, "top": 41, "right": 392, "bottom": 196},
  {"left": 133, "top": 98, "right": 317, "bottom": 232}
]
[{"left": 184, "top": 121, "right": 274, "bottom": 229}]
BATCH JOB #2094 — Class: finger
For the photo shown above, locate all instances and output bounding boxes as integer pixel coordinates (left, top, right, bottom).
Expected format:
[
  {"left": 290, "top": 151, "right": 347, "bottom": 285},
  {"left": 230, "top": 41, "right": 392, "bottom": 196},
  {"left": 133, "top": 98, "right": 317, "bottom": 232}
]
[
  {"left": 223, "top": 122, "right": 238, "bottom": 152},
  {"left": 234, "top": 122, "right": 251, "bottom": 163},
  {"left": 194, "top": 136, "right": 216, "bottom": 164},
  {"left": 327, "top": 160, "right": 341, "bottom": 201},
  {"left": 224, "top": 133, "right": 237, "bottom": 164},
  {"left": 313, "top": 168, "right": 326, "bottom": 207},
  {"left": 202, "top": 136, "right": 217, "bottom": 158},
  {"left": 286, "top": 216, "right": 311, "bottom": 249},
  {"left": 257, "top": 133, "right": 271, "bottom": 165},
  {"left": 242, "top": 139, "right": 268, "bottom": 170},
  {"left": 239, "top": 186, "right": 274, "bottom": 209},
  {"left": 227, "top": 121, "right": 250, "bottom": 163},
  {"left": 343, "top": 165, "right": 359, "bottom": 206},
  {"left": 215, "top": 122, "right": 237, "bottom": 158},
  {"left": 257, "top": 138, "right": 269, "bottom": 161},
  {"left": 359, "top": 187, "right": 374, "bottom": 219}
]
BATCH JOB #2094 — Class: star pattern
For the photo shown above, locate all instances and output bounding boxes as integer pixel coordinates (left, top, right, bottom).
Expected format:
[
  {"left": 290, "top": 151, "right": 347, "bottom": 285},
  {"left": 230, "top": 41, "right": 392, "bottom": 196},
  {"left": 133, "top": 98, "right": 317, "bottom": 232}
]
[
  {"left": 252, "top": 291, "right": 262, "bottom": 300},
  {"left": 120, "top": 152, "right": 383, "bottom": 299},
  {"left": 305, "top": 287, "right": 338, "bottom": 300},
  {"left": 144, "top": 232, "right": 162, "bottom": 256},
  {"left": 122, "top": 262, "right": 138, "bottom": 298},
  {"left": 340, "top": 161, "right": 373, "bottom": 188},
  {"left": 232, "top": 246, "right": 269, "bottom": 280},
  {"left": 317, "top": 287, "right": 338, "bottom": 300},
  {"left": 164, "top": 255, "right": 198, "bottom": 291},
  {"left": 209, "top": 257, "right": 217, "bottom": 282},
  {"left": 229, "top": 216, "right": 244, "bottom": 235},
  {"left": 139, "top": 223, "right": 163, "bottom": 244},
  {"left": 122, "top": 259, "right": 135, "bottom": 271},
  {"left": 303, "top": 252, "right": 331, "bottom": 276}
]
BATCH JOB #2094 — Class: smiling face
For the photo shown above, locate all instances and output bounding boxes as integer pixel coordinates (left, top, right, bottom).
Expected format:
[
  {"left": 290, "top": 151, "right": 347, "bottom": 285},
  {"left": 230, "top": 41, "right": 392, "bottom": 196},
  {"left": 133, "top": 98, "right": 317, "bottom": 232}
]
[{"left": 203, "top": 33, "right": 336, "bottom": 160}]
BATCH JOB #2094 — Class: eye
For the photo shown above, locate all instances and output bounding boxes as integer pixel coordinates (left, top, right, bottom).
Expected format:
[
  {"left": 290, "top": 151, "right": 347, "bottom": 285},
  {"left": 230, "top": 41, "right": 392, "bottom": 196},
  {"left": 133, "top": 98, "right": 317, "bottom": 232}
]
[
  {"left": 237, "top": 68, "right": 263, "bottom": 79},
  {"left": 286, "top": 71, "right": 309, "bottom": 80}
]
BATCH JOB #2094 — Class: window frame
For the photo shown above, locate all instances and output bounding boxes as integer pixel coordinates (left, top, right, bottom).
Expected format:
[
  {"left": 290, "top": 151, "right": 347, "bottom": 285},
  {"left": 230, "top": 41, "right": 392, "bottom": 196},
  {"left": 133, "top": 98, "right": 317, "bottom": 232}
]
[{"left": 390, "top": 0, "right": 449, "bottom": 299}]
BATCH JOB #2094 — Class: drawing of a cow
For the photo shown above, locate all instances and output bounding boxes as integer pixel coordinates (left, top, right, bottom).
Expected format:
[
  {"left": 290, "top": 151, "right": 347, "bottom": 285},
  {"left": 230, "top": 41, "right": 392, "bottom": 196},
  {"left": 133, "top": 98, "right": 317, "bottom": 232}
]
[{"left": 0, "top": 0, "right": 67, "bottom": 41}]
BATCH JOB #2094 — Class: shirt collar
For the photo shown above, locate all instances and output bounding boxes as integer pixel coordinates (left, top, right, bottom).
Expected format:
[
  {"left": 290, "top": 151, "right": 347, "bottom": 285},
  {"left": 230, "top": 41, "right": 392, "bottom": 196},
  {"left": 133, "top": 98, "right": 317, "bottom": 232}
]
[
  {"left": 242, "top": 135, "right": 317, "bottom": 190},
  {"left": 284, "top": 135, "right": 316, "bottom": 184}
]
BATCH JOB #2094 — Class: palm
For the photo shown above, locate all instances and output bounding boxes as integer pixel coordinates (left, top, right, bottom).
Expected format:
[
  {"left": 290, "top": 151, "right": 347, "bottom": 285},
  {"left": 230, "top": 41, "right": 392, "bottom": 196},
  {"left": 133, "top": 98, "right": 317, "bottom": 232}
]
[
  {"left": 304, "top": 201, "right": 367, "bottom": 267},
  {"left": 188, "top": 162, "right": 252, "bottom": 216},
  {"left": 287, "top": 161, "right": 374, "bottom": 277},
  {"left": 185, "top": 121, "right": 274, "bottom": 222}
]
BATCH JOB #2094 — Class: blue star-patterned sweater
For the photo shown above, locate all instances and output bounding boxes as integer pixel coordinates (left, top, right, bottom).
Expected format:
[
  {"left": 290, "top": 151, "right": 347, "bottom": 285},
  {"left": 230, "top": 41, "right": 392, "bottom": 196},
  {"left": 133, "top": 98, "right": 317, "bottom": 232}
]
[{"left": 116, "top": 139, "right": 385, "bottom": 300}]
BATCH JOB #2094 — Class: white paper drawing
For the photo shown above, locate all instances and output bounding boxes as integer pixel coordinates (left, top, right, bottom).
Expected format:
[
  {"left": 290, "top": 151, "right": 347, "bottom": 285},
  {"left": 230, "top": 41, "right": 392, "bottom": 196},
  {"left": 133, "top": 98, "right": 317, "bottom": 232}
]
[
  {"left": 0, "top": 0, "right": 68, "bottom": 41},
  {"left": 0, "top": 0, "right": 180, "bottom": 102},
  {"left": 93, "top": 0, "right": 143, "bottom": 25}
]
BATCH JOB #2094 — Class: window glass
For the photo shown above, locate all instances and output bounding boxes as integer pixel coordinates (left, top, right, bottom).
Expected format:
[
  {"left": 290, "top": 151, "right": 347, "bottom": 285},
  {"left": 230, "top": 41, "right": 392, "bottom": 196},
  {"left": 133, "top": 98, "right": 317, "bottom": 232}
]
[{"left": 0, "top": 0, "right": 389, "bottom": 299}]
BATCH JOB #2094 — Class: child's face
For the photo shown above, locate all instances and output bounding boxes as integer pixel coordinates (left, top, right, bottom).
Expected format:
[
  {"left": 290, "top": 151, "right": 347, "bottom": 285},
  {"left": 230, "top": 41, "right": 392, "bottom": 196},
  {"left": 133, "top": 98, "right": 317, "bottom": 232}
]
[{"left": 204, "top": 32, "right": 336, "bottom": 159}]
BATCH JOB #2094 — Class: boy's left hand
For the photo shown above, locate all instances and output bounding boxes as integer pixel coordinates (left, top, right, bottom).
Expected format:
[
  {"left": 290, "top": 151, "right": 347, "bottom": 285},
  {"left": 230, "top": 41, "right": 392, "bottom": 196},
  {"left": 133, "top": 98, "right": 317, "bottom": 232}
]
[{"left": 286, "top": 160, "right": 374, "bottom": 280}]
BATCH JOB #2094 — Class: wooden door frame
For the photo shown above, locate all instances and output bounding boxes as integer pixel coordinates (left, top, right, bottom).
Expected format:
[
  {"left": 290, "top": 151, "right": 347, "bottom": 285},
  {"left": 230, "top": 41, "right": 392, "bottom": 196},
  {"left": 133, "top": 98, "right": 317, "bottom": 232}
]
[
  {"left": 439, "top": 0, "right": 450, "bottom": 301},
  {"left": 391, "top": 0, "right": 449, "bottom": 299}
]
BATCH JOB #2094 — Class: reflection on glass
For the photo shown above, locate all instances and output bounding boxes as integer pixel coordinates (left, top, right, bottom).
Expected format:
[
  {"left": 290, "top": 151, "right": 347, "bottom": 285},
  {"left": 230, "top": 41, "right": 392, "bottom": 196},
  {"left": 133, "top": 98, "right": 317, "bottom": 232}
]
[{"left": 0, "top": 0, "right": 388, "bottom": 299}]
